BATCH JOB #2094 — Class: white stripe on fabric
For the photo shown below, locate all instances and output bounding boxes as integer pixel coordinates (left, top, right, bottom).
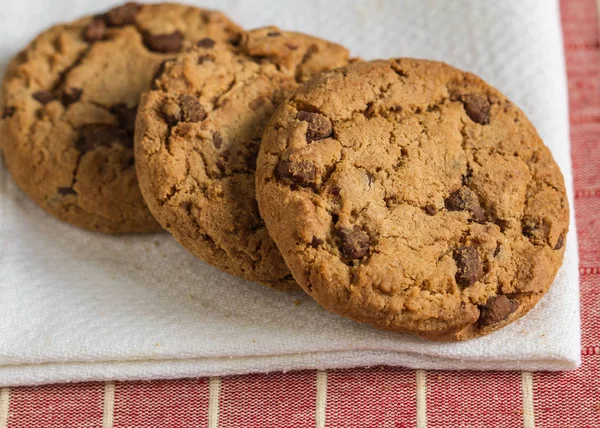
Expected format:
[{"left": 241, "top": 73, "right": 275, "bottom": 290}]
[
  {"left": 416, "top": 370, "right": 427, "bottom": 428},
  {"left": 208, "top": 376, "right": 221, "bottom": 428},
  {"left": 522, "top": 372, "right": 535, "bottom": 428},
  {"left": 315, "top": 370, "right": 327, "bottom": 428},
  {"left": 0, "top": 388, "right": 9, "bottom": 428},
  {"left": 102, "top": 382, "right": 115, "bottom": 428}
]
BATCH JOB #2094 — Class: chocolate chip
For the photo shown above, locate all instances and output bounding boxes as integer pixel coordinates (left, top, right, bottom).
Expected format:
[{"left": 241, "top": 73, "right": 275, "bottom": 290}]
[
  {"left": 461, "top": 93, "right": 490, "bottom": 125},
  {"left": 522, "top": 220, "right": 550, "bottom": 246},
  {"left": 32, "top": 91, "right": 56, "bottom": 104},
  {"left": 104, "top": 2, "right": 140, "bottom": 27},
  {"left": 143, "top": 31, "right": 183, "bottom": 53},
  {"left": 57, "top": 187, "right": 77, "bottom": 196},
  {"left": 277, "top": 159, "right": 316, "bottom": 187},
  {"left": 213, "top": 132, "right": 223, "bottom": 149},
  {"left": 110, "top": 103, "right": 137, "bottom": 134},
  {"left": 161, "top": 95, "right": 205, "bottom": 126},
  {"left": 424, "top": 204, "right": 437, "bottom": 215},
  {"left": 62, "top": 88, "right": 82, "bottom": 106},
  {"left": 479, "top": 295, "right": 518, "bottom": 327},
  {"left": 296, "top": 111, "right": 332, "bottom": 142},
  {"left": 445, "top": 187, "right": 486, "bottom": 222},
  {"left": 76, "top": 124, "right": 130, "bottom": 154},
  {"left": 267, "top": 31, "right": 282, "bottom": 37},
  {"left": 2, "top": 106, "right": 16, "bottom": 119},
  {"left": 310, "top": 236, "right": 324, "bottom": 247},
  {"left": 554, "top": 233, "right": 565, "bottom": 250},
  {"left": 453, "top": 246, "right": 485, "bottom": 287},
  {"left": 197, "top": 37, "right": 215, "bottom": 48},
  {"left": 84, "top": 19, "right": 106, "bottom": 42},
  {"left": 337, "top": 225, "right": 372, "bottom": 260},
  {"left": 179, "top": 94, "right": 205, "bottom": 122}
]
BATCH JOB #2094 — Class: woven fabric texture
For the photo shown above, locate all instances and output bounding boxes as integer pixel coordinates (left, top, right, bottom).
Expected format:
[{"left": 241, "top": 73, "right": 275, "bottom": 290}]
[{"left": 0, "top": 0, "right": 598, "bottom": 426}]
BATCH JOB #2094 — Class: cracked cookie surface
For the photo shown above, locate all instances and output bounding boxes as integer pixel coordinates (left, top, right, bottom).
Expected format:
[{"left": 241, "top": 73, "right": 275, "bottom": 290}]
[
  {"left": 0, "top": 2, "right": 241, "bottom": 233},
  {"left": 134, "top": 27, "right": 350, "bottom": 290},
  {"left": 256, "top": 59, "right": 569, "bottom": 339}
]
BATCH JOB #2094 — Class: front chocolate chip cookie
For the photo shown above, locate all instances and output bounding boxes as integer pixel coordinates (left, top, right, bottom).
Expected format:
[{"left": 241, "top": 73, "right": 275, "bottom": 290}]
[
  {"left": 0, "top": 3, "right": 241, "bottom": 233},
  {"left": 134, "top": 27, "right": 351, "bottom": 289},
  {"left": 256, "top": 59, "right": 569, "bottom": 340}
]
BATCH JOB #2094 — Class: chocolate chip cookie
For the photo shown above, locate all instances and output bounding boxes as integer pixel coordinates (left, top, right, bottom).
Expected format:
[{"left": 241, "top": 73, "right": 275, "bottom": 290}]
[
  {"left": 134, "top": 27, "right": 350, "bottom": 289},
  {"left": 256, "top": 59, "right": 569, "bottom": 339},
  {"left": 0, "top": 2, "right": 241, "bottom": 233}
]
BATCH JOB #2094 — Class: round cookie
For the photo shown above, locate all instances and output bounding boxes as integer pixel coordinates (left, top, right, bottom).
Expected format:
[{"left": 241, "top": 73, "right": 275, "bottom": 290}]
[
  {"left": 134, "top": 27, "right": 351, "bottom": 289},
  {"left": 256, "top": 59, "right": 569, "bottom": 339},
  {"left": 0, "top": 2, "right": 241, "bottom": 233}
]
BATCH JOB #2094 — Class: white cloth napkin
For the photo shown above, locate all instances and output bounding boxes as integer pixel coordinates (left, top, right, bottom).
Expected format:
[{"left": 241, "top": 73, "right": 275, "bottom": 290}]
[{"left": 0, "top": 0, "right": 580, "bottom": 386}]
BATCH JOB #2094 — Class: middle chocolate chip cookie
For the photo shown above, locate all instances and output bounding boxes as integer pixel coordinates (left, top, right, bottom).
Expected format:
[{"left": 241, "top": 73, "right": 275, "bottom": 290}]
[{"left": 134, "top": 27, "right": 351, "bottom": 289}]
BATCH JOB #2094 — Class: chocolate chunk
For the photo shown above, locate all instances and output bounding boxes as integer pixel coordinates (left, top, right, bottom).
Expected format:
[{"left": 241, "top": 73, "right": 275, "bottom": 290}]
[
  {"left": 76, "top": 125, "right": 130, "bottom": 154},
  {"left": 179, "top": 94, "right": 205, "bottom": 122},
  {"left": 554, "top": 233, "right": 565, "bottom": 250},
  {"left": 338, "top": 225, "right": 372, "bottom": 260},
  {"left": 310, "top": 236, "right": 324, "bottom": 247},
  {"left": 445, "top": 187, "right": 486, "bottom": 222},
  {"left": 197, "top": 37, "right": 215, "bottom": 48},
  {"left": 296, "top": 111, "right": 332, "bottom": 142},
  {"left": 267, "top": 31, "right": 282, "bottom": 37},
  {"left": 104, "top": 2, "right": 140, "bottom": 27},
  {"left": 161, "top": 95, "right": 205, "bottom": 126},
  {"left": 461, "top": 93, "right": 490, "bottom": 125},
  {"left": 479, "top": 295, "right": 518, "bottom": 327},
  {"left": 453, "top": 246, "right": 485, "bottom": 287},
  {"left": 522, "top": 220, "right": 550, "bottom": 246},
  {"left": 143, "top": 32, "right": 184, "bottom": 53},
  {"left": 213, "top": 132, "right": 223, "bottom": 149},
  {"left": 110, "top": 103, "right": 137, "bottom": 134},
  {"left": 424, "top": 204, "right": 437, "bottom": 215},
  {"left": 84, "top": 19, "right": 106, "bottom": 42},
  {"left": 57, "top": 187, "right": 77, "bottom": 196},
  {"left": 277, "top": 159, "right": 316, "bottom": 187},
  {"left": 62, "top": 88, "right": 82, "bottom": 106},
  {"left": 151, "top": 60, "right": 171, "bottom": 89},
  {"left": 2, "top": 106, "right": 16, "bottom": 119},
  {"left": 32, "top": 91, "right": 56, "bottom": 104}
]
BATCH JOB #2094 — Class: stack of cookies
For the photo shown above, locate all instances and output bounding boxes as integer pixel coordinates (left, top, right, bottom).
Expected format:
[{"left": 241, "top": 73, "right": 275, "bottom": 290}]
[{"left": 0, "top": 2, "right": 569, "bottom": 341}]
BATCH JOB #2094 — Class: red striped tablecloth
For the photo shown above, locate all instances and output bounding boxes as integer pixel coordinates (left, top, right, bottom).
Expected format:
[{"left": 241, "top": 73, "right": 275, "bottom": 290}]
[{"left": 0, "top": 0, "right": 598, "bottom": 426}]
